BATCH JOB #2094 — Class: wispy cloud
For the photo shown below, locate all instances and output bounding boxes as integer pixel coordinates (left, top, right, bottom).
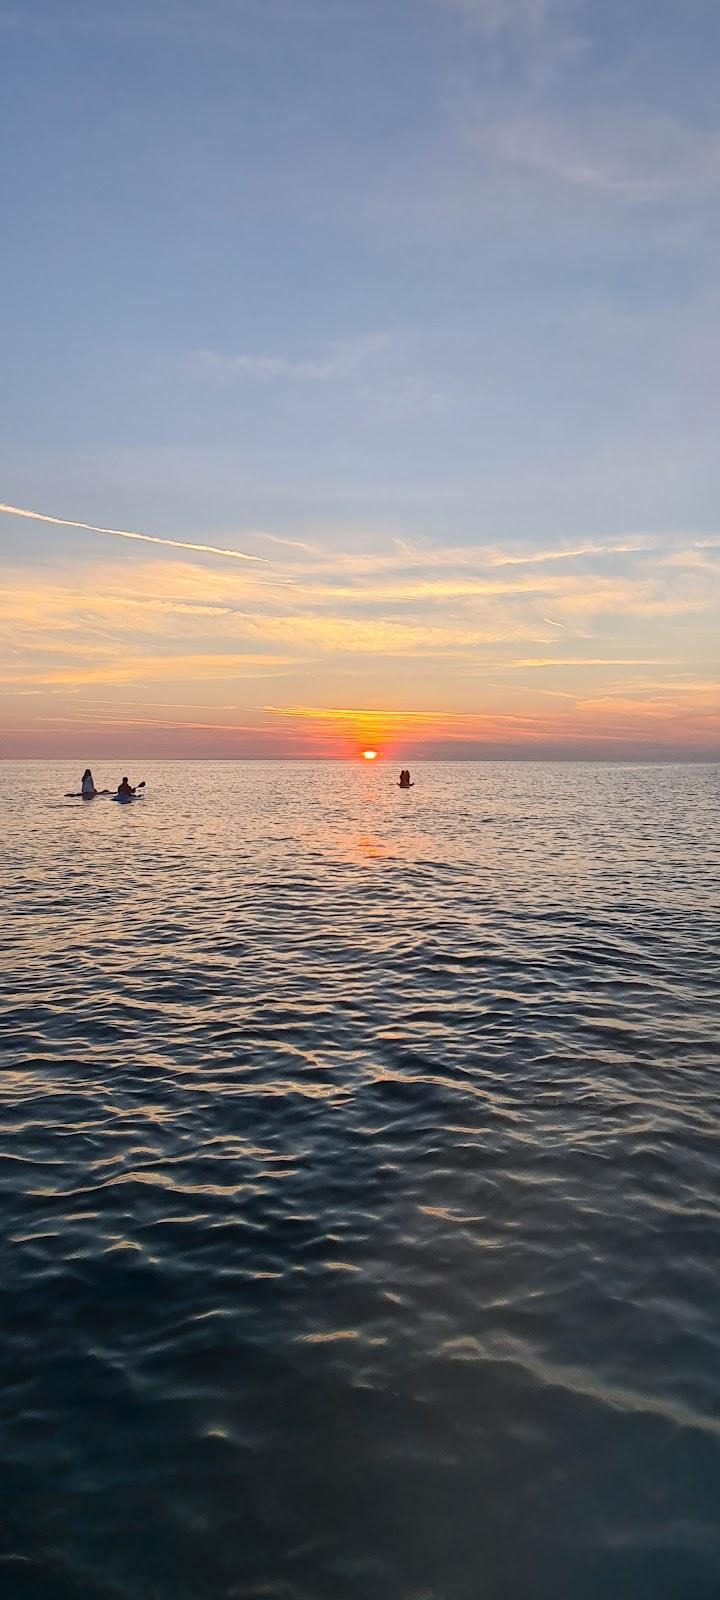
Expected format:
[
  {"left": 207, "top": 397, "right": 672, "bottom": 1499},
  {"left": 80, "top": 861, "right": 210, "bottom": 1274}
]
[
  {"left": 440, "top": 0, "right": 578, "bottom": 48},
  {"left": 0, "top": 502, "right": 265, "bottom": 563},
  {"left": 439, "top": 0, "right": 585, "bottom": 81},
  {"left": 263, "top": 692, "right": 720, "bottom": 756},
  {"left": 463, "top": 113, "right": 720, "bottom": 201},
  {"left": 514, "top": 657, "right": 679, "bottom": 669},
  {"left": 194, "top": 332, "right": 389, "bottom": 384},
  {"left": 393, "top": 538, "right": 649, "bottom": 570},
  {"left": 190, "top": 335, "right": 451, "bottom": 422},
  {"left": 2, "top": 519, "right": 718, "bottom": 755}
]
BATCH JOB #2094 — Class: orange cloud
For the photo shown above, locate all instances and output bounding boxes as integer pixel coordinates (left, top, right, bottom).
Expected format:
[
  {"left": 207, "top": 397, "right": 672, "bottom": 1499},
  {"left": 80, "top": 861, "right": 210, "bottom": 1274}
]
[{"left": 2, "top": 519, "right": 718, "bottom": 756}]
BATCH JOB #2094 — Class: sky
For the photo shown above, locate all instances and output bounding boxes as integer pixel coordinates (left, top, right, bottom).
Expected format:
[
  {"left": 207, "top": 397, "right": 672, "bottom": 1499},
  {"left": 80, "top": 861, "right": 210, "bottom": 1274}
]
[{"left": 1, "top": 0, "right": 719, "bottom": 760}]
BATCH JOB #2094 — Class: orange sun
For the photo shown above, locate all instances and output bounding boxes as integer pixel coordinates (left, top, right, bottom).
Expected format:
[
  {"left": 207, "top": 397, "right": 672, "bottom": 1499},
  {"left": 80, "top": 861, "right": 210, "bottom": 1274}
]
[{"left": 362, "top": 749, "right": 378, "bottom": 761}]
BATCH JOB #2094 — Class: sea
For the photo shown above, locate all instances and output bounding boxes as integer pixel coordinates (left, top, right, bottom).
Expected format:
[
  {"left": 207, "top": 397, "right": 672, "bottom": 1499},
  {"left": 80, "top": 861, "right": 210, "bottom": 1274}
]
[{"left": 2, "top": 759, "right": 719, "bottom": 1600}]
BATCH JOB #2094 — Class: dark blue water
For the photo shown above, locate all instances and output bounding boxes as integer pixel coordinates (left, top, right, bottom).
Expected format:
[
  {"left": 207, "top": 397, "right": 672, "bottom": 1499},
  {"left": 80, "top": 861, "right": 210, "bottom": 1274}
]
[{"left": 2, "top": 761, "right": 719, "bottom": 1600}]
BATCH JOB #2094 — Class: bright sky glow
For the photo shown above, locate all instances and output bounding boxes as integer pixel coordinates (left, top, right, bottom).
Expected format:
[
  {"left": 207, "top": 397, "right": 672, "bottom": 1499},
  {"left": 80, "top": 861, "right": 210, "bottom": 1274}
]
[{"left": 1, "top": 0, "right": 719, "bottom": 760}]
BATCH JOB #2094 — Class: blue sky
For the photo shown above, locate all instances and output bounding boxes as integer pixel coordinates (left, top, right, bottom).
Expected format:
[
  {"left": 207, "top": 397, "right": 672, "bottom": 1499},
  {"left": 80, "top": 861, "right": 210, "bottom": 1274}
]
[{"left": 1, "top": 0, "right": 719, "bottom": 757}]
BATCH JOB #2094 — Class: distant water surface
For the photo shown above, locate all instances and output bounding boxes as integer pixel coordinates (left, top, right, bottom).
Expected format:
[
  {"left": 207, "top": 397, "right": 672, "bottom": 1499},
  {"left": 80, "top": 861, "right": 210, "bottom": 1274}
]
[{"left": 2, "top": 760, "right": 720, "bottom": 1600}]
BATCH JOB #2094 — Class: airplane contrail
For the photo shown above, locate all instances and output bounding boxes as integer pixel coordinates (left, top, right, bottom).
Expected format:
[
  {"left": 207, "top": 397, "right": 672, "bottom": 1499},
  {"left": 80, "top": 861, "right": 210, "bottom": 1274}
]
[{"left": 0, "top": 502, "right": 266, "bottom": 563}]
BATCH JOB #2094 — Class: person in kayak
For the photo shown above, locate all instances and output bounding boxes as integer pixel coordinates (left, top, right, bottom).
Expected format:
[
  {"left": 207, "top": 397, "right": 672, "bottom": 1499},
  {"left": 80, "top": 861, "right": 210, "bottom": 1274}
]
[
  {"left": 398, "top": 769, "right": 413, "bottom": 788},
  {"left": 117, "top": 776, "right": 137, "bottom": 797}
]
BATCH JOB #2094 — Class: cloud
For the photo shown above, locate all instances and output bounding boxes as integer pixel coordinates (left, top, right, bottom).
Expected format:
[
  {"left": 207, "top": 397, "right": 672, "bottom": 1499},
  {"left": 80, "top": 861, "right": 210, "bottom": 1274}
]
[
  {"left": 194, "top": 332, "right": 389, "bottom": 385},
  {"left": 263, "top": 691, "right": 720, "bottom": 756},
  {"left": 514, "top": 657, "right": 679, "bottom": 669},
  {"left": 0, "top": 502, "right": 265, "bottom": 563},
  {"left": 464, "top": 113, "right": 720, "bottom": 202},
  {"left": 392, "top": 538, "right": 649, "bottom": 570},
  {"left": 490, "top": 541, "right": 648, "bottom": 567},
  {"left": 264, "top": 702, "right": 546, "bottom": 746},
  {"left": 440, "top": 0, "right": 575, "bottom": 46},
  {"left": 438, "top": 0, "right": 585, "bottom": 81},
  {"left": 2, "top": 520, "right": 718, "bottom": 755},
  {"left": 0, "top": 652, "right": 301, "bottom": 690}
]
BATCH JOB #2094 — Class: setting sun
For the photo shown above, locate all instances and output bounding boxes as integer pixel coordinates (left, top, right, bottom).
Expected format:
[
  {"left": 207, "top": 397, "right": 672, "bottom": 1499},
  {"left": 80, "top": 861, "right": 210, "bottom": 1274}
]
[{"left": 362, "top": 750, "right": 378, "bottom": 761}]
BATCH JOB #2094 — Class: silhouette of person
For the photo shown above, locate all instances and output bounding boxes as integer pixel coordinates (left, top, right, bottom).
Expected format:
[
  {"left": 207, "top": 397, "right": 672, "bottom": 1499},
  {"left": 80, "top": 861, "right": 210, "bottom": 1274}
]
[
  {"left": 81, "top": 768, "right": 96, "bottom": 797},
  {"left": 117, "top": 776, "right": 136, "bottom": 796}
]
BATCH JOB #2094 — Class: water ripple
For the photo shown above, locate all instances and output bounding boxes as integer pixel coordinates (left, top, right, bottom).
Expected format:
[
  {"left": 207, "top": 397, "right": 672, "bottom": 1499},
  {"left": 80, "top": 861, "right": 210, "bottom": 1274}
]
[{"left": 2, "top": 760, "right": 720, "bottom": 1600}]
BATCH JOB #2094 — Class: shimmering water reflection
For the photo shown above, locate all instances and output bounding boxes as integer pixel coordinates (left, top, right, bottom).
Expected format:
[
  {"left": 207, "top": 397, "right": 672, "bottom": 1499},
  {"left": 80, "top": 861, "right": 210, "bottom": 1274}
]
[{"left": 2, "top": 761, "right": 720, "bottom": 1600}]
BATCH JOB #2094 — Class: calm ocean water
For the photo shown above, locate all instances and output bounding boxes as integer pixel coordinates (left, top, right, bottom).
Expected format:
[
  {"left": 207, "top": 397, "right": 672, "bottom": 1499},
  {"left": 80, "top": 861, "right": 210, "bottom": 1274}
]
[{"left": 2, "top": 759, "right": 719, "bottom": 1600}]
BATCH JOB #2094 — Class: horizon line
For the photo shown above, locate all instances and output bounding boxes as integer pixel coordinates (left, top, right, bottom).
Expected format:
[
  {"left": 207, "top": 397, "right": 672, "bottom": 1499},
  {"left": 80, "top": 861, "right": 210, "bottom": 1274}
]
[{"left": 3, "top": 755, "right": 718, "bottom": 766}]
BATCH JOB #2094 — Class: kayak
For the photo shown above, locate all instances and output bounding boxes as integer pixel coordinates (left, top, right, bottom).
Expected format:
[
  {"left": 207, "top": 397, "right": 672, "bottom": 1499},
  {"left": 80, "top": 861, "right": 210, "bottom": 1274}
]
[{"left": 112, "top": 793, "right": 142, "bottom": 804}]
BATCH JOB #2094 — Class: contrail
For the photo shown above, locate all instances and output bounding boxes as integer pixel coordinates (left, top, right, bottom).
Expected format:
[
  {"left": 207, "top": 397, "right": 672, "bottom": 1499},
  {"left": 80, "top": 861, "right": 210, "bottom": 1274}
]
[{"left": 0, "top": 502, "right": 266, "bottom": 563}]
